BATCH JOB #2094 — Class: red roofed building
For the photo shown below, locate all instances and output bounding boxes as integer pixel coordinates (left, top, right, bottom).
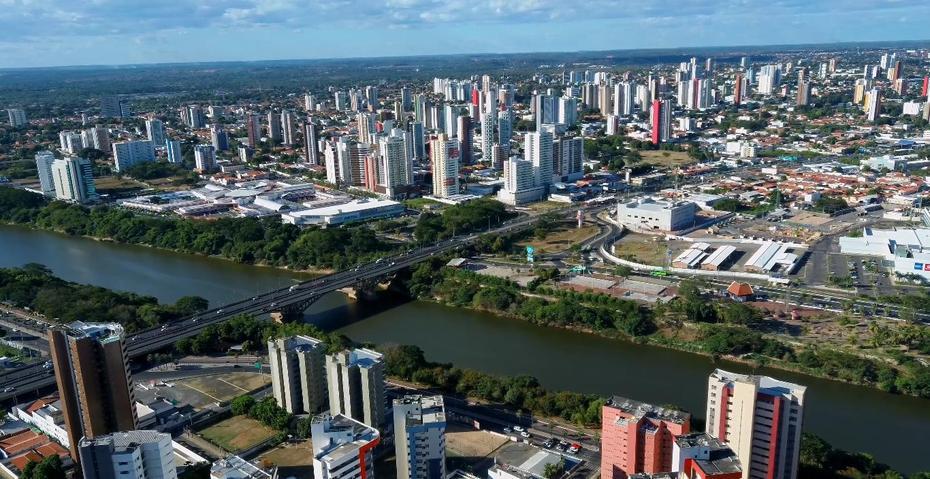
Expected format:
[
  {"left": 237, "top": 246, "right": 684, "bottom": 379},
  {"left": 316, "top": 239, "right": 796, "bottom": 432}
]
[{"left": 726, "top": 282, "right": 754, "bottom": 302}]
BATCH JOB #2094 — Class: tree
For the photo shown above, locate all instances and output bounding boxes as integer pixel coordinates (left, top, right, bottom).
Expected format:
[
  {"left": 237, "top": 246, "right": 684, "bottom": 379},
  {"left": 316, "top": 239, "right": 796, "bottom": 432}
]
[
  {"left": 230, "top": 394, "right": 256, "bottom": 416},
  {"left": 21, "top": 455, "right": 65, "bottom": 479},
  {"left": 543, "top": 460, "right": 566, "bottom": 479},
  {"left": 174, "top": 296, "right": 210, "bottom": 315}
]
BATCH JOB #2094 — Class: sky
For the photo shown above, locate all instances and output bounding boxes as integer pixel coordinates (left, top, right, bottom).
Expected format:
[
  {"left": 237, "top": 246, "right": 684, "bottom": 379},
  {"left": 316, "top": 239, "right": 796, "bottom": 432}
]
[{"left": 1, "top": 0, "right": 929, "bottom": 69}]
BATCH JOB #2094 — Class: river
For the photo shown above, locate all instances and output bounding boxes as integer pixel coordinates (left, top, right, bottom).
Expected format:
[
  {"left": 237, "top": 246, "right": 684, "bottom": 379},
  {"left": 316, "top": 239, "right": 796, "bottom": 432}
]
[{"left": 1, "top": 224, "right": 927, "bottom": 473}]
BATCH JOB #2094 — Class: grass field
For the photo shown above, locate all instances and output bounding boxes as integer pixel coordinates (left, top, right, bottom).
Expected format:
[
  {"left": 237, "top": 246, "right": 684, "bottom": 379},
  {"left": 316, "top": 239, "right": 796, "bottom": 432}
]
[
  {"left": 404, "top": 197, "right": 444, "bottom": 211},
  {"left": 639, "top": 150, "right": 694, "bottom": 167},
  {"left": 614, "top": 234, "right": 669, "bottom": 265},
  {"left": 258, "top": 441, "right": 315, "bottom": 467},
  {"left": 518, "top": 224, "right": 599, "bottom": 254},
  {"left": 93, "top": 175, "right": 147, "bottom": 194},
  {"left": 524, "top": 201, "right": 568, "bottom": 213},
  {"left": 176, "top": 373, "right": 269, "bottom": 408},
  {"left": 200, "top": 416, "right": 278, "bottom": 452}
]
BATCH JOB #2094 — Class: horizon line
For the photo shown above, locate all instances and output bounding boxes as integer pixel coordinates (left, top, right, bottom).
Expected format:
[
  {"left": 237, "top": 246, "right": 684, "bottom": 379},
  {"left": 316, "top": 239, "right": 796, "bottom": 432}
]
[{"left": 2, "top": 38, "right": 928, "bottom": 72}]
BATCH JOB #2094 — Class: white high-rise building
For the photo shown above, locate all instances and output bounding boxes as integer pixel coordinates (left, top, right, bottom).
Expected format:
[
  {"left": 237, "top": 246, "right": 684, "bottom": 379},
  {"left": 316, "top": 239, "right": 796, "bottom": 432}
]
[
  {"left": 166, "top": 140, "right": 183, "bottom": 164},
  {"left": 35, "top": 151, "right": 57, "bottom": 197},
  {"left": 281, "top": 110, "right": 297, "bottom": 146},
  {"left": 268, "top": 336, "right": 327, "bottom": 415},
  {"left": 497, "top": 110, "right": 513, "bottom": 148},
  {"left": 311, "top": 414, "right": 380, "bottom": 479},
  {"left": 194, "top": 145, "right": 216, "bottom": 172},
  {"left": 145, "top": 119, "right": 165, "bottom": 147},
  {"left": 554, "top": 136, "right": 584, "bottom": 182},
  {"left": 78, "top": 430, "right": 176, "bottom": 479},
  {"left": 394, "top": 396, "right": 447, "bottom": 479},
  {"left": 112, "top": 140, "right": 155, "bottom": 172},
  {"left": 443, "top": 104, "right": 461, "bottom": 139},
  {"left": 51, "top": 156, "right": 97, "bottom": 203},
  {"left": 267, "top": 111, "right": 282, "bottom": 143},
  {"left": 706, "top": 369, "right": 805, "bottom": 479},
  {"left": 497, "top": 158, "right": 544, "bottom": 206},
  {"left": 481, "top": 113, "right": 496, "bottom": 161},
  {"left": 757, "top": 65, "right": 781, "bottom": 96},
  {"left": 60, "top": 131, "right": 85, "bottom": 154},
  {"left": 7, "top": 108, "right": 27, "bottom": 127},
  {"left": 379, "top": 135, "right": 413, "bottom": 199},
  {"left": 430, "top": 134, "right": 460, "bottom": 198},
  {"left": 326, "top": 348, "right": 385, "bottom": 428},
  {"left": 558, "top": 97, "right": 578, "bottom": 126},
  {"left": 357, "top": 112, "right": 376, "bottom": 144},
  {"left": 866, "top": 88, "right": 882, "bottom": 123},
  {"left": 304, "top": 93, "right": 316, "bottom": 112},
  {"left": 525, "top": 131, "right": 553, "bottom": 189}
]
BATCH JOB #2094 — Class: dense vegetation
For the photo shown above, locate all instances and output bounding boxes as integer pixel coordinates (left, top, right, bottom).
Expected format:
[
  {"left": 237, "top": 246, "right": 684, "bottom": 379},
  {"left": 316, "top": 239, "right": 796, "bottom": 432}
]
[
  {"left": 0, "top": 187, "right": 395, "bottom": 270},
  {"left": 0, "top": 264, "right": 208, "bottom": 332},
  {"left": 799, "top": 433, "right": 930, "bottom": 479},
  {"left": 19, "top": 456, "right": 65, "bottom": 479},
  {"left": 407, "top": 262, "right": 655, "bottom": 337},
  {"left": 413, "top": 198, "right": 515, "bottom": 244},
  {"left": 229, "top": 396, "right": 291, "bottom": 431}
]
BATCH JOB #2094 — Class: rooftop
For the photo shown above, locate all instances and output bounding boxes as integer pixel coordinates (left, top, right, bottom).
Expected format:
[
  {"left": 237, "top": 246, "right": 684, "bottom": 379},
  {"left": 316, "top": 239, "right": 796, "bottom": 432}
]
[
  {"left": 711, "top": 368, "right": 807, "bottom": 399},
  {"left": 394, "top": 395, "right": 445, "bottom": 426},
  {"left": 605, "top": 396, "right": 689, "bottom": 425},
  {"left": 65, "top": 321, "right": 124, "bottom": 343}
]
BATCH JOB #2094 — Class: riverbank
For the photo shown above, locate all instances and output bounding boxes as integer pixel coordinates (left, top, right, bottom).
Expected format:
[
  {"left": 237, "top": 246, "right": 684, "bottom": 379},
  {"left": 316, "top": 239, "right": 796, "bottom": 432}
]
[{"left": 403, "top": 263, "right": 930, "bottom": 402}]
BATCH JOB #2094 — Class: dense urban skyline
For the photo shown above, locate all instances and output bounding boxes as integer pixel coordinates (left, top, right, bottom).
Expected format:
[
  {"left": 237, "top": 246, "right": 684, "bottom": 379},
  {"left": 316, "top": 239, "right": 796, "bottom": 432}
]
[{"left": 1, "top": 0, "right": 930, "bottom": 68}]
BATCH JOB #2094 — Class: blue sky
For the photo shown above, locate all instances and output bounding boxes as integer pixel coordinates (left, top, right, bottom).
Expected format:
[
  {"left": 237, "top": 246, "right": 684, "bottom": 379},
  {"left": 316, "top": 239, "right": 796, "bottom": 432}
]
[{"left": 1, "top": 0, "right": 928, "bottom": 68}]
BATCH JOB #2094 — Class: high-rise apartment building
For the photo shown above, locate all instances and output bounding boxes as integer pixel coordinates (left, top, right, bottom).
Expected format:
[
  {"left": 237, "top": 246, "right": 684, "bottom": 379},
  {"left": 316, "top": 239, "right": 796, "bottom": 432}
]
[
  {"left": 85, "top": 125, "right": 111, "bottom": 152},
  {"left": 796, "top": 81, "right": 811, "bottom": 107},
  {"left": 48, "top": 322, "right": 137, "bottom": 462},
  {"left": 705, "top": 369, "right": 806, "bottom": 479},
  {"left": 267, "top": 111, "right": 282, "bottom": 143},
  {"left": 78, "top": 430, "right": 177, "bottom": 479},
  {"left": 600, "top": 396, "right": 691, "bottom": 479},
  {"left": 100, "top": 96, "right": 130, "bottom": 118},
  {"left": 650, "top": 99, "right": 672, "bottom": 145},
  {"left": 456, "top": 115, "right": 473, "bottom": 165},
  {"left": 35, "top": 151, "right": 57, "bottom": 197},
  {"left": 145, "top": 119, "right": 165, "bottom": 147},
  {"left": 553, "top": 136, "right": 584, "bottom": 182},
  {"left": 326, "top": 348, "right": 385, "bottom": 428},
  {"left": 112, "top": 140, "right": 155, "bottom": 172},
  {"left": 672, "top": 433, "right": 742, "bottom": 479},
  {"left": 281, "top": 110, "right": 297, "bottom": 146},
  {"left": 430, "top": 134, "right": 460, "bottom": 198},
  {"left": 525, "top": 130, "right": 553, "bottom": 189},
  {"left": 246, "top": 114, "right": 261, "bottom": 148},
  {"left": 51, "top": 156, "right": 98, "bottom": 203},
  {"left": 379, "top": 135, "right": 413, "bottom": 199},
  {"left": 866, "top": 88, "right": 882, "bottom": 123},
  {"left": 166, "top": 140, "right": 183, "bottom": 165},
  {"left": 304, "top": 119, "right": 321, "bottom": 165},
  {"left": 357, "top": 112, "right": 376, "bottom": 144},
  {"left": 211, "top": 124, "right": 229, "bottom": 151},
  {"left": 268, "top": 336, "right": 327, "bottom": 415},
  {"left": 394, "top": 396, "right": 446, "bottom": 479},
  {"left": 311, "top": 414, "right": 380, "bottom": 479},
  {"left": 194, "top": 145, "right": 216, "bottom": 172},
  {"left": 7, "top": 108, "right": 27, "bottom": 127}
]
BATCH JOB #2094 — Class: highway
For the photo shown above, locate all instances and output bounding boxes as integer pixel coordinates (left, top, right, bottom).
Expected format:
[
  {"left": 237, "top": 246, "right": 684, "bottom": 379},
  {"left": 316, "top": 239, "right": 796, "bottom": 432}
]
[{"left": 0, "top": 212, "right": 549, "bottom": 402}]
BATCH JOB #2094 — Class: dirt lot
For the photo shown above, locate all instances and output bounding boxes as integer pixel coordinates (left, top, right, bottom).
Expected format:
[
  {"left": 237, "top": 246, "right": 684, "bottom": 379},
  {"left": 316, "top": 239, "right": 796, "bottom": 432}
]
[
  {"left": 446, "top": 425, "right": 509, "bottom": 458},
  {"left": 518, "top": 223, "right": 599, "bottom": 254},
  {"left": 93, "top": 175, "right": 147, "bottom": 194},
  {"left": 200, "top": 415, "right": 278, "bottom": 452},
  {"left": 258, "top": 441, "right": 315, "bottom": 467},
  {"left": 639, "top": 150, "right": 695, "bottom": 167},
  {"left": 175, "top": 372, "right": 269, "bottom": 409},
  {"left": 614, "top": 233, "right": 669, "bottom": 265}
]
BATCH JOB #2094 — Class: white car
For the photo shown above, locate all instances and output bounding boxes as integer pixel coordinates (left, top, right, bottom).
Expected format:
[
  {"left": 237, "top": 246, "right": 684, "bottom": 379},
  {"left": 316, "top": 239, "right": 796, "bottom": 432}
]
[
  {"left": 512, "top": 426, "right": 524, "bottom": 432},
  {"left": 520, "top": 431, "right": 530, "bottom": 438}
]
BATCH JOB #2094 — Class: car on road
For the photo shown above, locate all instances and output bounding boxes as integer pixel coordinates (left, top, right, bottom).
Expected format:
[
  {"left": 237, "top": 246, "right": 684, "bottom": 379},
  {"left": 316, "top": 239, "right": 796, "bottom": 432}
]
[
  {"left": 568, "top": 444, "right": 581, "bottom": 454},
  {"left": 512, "top": 425, "right": 524, "bottom": 432},
  {"left": 3, "top": 387, "right": 15, "bottom": 393},
  {"left": 216, "top": 309, "right": 224, "bottom": 314},
  {"left": 503, "top": 428, "right": 512, "bottom": 434},
  {"left": 520, "top": 431, "right": 530, "bottom": 438}
]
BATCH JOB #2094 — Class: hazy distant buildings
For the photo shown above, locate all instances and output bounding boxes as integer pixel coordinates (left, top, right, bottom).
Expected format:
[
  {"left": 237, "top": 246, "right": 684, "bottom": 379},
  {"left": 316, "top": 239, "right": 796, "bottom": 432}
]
[
  {"left": 268, "top": 336, "right": 327, "bottom": 415},
  {"left": 100, "top": 96, "right": 130, "bottom": 118},
  {"left": 326, "top": 348, "right": 385, "bottom": 428},
  {"left": 6, "top": 108, "right": 26, "bottom": 127}
]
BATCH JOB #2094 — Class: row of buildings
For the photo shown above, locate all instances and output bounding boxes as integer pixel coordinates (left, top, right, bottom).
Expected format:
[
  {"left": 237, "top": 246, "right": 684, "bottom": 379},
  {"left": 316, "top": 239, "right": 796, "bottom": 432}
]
[{"left": 602, "top": 369, "right": 806, "bottom": 479}]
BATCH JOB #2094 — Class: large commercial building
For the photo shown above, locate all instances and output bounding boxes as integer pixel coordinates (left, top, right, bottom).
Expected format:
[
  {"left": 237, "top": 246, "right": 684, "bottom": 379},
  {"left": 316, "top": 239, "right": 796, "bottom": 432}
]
[
  {"left": 601, "top": 396, "right": 691, "bottom": 479},
  {"left": 281, "top": 198, "right": 405, "bottom": 227},
  {"left": 393, "top": 395, "right": 447, "bottom": 479},
  {"left": 48, "top": 322, "right": 137, "bottom": 462},
  {"left": 112, "top": 140, "right": 155, "bottom": 172},
  {"left": 430, "top": 134, "right": 460, "bottom": 198},
  {"left": 616, "top": 198, "right": 698, "bottom": 232},
  {"left": 268, "top": 335, "right": 327, "bottom": 414},
  {"left": 51, "top": 156, "right": 98, "bottom": 203},
  {"left": 311, "top": 414, "right": 380, "bottom": 479},
  {"left": 839, "top": 227, "right": 930, "bottom": 281},
  {"left": 78, "top": 430, "right": 177, "bottom": 479},
  {"left": 706, "top": 369, "right": 806, "bottom": 479},
  {"left": 326, "top": 348, "right": 385, "bottom": 428}
]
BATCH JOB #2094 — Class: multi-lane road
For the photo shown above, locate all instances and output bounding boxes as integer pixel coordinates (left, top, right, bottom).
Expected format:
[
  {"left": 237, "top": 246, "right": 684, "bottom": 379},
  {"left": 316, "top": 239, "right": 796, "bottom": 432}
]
[{"left": 0, "top": 212, "right": 553, "bottom": 402}]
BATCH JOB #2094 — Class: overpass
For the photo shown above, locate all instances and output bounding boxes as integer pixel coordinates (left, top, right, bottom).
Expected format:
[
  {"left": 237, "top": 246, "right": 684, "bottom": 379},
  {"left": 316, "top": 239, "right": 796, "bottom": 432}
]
[{"left": 0, "top": 212, "right": 553, "bottom": 402}]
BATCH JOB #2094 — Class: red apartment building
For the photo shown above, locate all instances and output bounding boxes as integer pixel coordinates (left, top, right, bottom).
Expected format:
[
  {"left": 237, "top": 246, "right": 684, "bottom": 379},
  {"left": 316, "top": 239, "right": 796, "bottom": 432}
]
[{"left": 601, "top": 396, "right": 691, "bottom": 479}]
